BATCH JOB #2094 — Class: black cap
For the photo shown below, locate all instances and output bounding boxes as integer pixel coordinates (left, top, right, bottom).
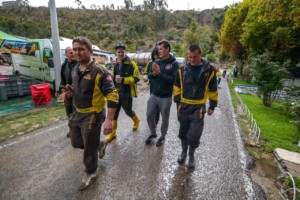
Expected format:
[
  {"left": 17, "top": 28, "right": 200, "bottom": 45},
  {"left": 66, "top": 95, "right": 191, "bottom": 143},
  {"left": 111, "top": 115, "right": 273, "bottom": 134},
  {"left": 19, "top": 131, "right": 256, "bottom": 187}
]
[
  {"left": 115, "top": 42, "right": 126, "bottom": 50},
  {"left": 152, "top": 46, "right": 159, "bottom": 54}
]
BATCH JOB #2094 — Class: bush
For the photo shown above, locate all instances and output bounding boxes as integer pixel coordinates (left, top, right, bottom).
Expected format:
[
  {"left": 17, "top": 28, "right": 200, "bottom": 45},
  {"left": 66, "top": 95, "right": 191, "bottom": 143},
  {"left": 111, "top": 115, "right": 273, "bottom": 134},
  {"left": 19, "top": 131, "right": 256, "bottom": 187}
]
[
  {"left": 285, "top": 86, "right": 300, "bottom": 132},
  {"left": 206, "top": 54, "right": 216, "bottom": 62},
  {"left": 241, "top": 63, "right": 253, "bottom": 82},
  {"left": 251, "top": 52, "right": 288, "bottom": 106}
]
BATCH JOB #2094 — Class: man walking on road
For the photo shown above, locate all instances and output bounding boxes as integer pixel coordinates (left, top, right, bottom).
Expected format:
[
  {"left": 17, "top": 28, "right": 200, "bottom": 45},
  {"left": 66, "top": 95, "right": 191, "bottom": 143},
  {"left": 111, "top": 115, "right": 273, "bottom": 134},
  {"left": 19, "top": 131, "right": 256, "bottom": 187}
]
[
  {"left": 66, "top": 37, "right": 118, "bottom": 190},
  {"left": 104, "top": 42, "right": 140, "bottom": 143},
  {"left": 173, "top": 44, "right": 218, "bottom": 168},
  {"left": 145, "top": 40, "right": 179, "bottom": 146}
]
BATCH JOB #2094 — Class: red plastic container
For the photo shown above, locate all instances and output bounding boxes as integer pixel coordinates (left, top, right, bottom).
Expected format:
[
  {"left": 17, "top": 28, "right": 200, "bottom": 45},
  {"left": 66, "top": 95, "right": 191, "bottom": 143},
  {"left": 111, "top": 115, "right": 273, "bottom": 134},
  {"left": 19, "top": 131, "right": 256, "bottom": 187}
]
[
  {"left": 30, "top": 83, "right": 52, "bottom": 106},
  {"left": 0, "top": 74, "right": 10, "bottom": 80}
]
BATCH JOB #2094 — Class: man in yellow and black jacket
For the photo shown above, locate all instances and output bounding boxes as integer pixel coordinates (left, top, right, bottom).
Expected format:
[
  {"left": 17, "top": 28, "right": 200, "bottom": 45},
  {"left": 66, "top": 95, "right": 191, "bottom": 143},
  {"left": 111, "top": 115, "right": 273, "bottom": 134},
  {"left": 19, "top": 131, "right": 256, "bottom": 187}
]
[
  {"left": 67, "top": 37, "right": 118, "bottom": 190},
  {"left": 104, "top": 42, "right": 140, "bottom": 143},
  {"left": 173, "top": 44, "right": 218, "bottom": 168}
]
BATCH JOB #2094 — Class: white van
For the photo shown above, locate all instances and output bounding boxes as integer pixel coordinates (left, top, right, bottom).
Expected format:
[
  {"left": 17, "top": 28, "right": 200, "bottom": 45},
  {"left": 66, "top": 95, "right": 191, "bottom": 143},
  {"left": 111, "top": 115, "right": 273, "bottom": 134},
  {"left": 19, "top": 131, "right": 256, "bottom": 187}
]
[{"left": 11, "top": 37, "right": 72, "bottom": 90}]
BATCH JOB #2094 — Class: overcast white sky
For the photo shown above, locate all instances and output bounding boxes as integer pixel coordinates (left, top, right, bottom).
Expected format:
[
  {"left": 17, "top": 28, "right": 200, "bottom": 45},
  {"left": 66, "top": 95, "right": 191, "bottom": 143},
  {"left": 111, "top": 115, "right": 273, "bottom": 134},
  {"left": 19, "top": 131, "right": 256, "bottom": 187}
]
[{"left": 1, "top": 0, "right": 242, "bottom": 11}]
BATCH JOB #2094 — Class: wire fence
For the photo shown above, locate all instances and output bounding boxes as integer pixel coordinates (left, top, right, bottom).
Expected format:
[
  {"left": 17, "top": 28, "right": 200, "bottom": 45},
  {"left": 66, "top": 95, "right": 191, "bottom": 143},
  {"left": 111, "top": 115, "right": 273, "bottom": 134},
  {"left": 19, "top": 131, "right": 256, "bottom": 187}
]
[
  {"left": 235, "top": 91, "right": 261, "bottom": 146},
  {"left": 279, "top": 172, "right": 299, "bottom": 200}
]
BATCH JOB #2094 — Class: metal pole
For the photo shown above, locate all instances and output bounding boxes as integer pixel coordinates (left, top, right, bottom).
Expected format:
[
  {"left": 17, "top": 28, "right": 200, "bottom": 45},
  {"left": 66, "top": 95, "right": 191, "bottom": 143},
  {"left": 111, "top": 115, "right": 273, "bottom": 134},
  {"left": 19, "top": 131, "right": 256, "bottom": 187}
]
[{"left": 49, "top": 0, "right": 61, "bottom": 91}]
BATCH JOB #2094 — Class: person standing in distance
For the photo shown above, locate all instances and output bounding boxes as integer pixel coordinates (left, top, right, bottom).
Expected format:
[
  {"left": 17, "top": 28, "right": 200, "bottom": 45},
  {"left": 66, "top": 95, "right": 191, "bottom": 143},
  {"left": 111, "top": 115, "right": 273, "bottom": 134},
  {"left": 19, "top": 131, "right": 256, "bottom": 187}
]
[
  {"left": 173, "top": 44, "right": 218, "bottom": 168},
  {"left": 66, "top": 37, "right": 118, "bottom": 190},
  {"left": 104, "top": 42, "right": 140, "bottom": 143},
  {"left": 145, "top": 40, "right": 179, "bottom": 146}
]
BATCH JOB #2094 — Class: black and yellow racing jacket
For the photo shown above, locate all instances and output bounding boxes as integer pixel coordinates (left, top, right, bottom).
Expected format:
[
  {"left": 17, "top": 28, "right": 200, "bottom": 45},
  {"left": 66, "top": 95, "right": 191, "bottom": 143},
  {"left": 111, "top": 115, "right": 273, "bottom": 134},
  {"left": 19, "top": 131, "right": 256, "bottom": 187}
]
[
  {"left": 72, "top": 60, "right": 119, "bottom": 113},
  {"left": 173, "top": 59, "right": 218, "bottom": 110},
  {"left": 143, "top": 60, "right": 153, "bottom": 75},
  {"left": 112, "top": 55, "right": 140, "bottom": 98}
]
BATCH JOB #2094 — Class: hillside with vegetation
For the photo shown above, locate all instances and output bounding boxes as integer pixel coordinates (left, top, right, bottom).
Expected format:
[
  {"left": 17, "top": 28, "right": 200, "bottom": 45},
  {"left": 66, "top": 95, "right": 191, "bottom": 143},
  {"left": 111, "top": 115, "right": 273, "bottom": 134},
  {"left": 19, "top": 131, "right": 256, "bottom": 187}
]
[{"left": 0, "top": 5, "right": 226, "bottom": 56}]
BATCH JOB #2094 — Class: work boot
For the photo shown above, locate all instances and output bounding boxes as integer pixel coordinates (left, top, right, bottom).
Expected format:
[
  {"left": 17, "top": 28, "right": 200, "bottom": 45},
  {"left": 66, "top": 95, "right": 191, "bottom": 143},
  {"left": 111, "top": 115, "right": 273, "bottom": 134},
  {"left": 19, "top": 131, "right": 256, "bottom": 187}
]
[
  {"left": 188, "top": 146, "right": 196, "bottom": 168},
  {"left": 145, "top": 134, "right": 157, "bottom": 145},
  {"left": 104, "top": 120, "right": 117, "bottom": 143},
  {"left": 132, "top": 115, "right": 140, "bottom": 131},
  {"left": 156, "top": 136, "right": 165, "bottom": 147},
  {"left": 177, "top": 140, "right": 188, "bottom": 164},
  {"left": 78, "top": 168, "right": 98, "bottom": 191},
  {"left": 98, "top": 141, "right": 107, "bottom": 159}
]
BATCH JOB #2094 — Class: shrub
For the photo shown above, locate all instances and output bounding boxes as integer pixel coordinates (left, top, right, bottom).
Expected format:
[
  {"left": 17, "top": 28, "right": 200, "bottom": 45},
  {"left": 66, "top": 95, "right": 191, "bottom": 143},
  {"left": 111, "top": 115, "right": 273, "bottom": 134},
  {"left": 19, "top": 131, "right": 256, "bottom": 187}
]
[
  {"left": 251, "top": 52, "right": 288, "bottom": 106},
  {"left": 206, "top": 54, "right": 216, "bottom": 62},
  {"left": 285, "top": 86, "right": 300, "bottom": 132}
]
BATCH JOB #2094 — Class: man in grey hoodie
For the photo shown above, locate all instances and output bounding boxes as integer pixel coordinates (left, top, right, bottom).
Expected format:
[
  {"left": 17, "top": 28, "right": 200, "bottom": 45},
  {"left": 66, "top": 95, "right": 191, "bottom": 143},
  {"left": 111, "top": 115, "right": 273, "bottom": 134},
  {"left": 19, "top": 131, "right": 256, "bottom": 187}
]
[{"left": 145, "top": 40, "right": 179, "bottom": 146}]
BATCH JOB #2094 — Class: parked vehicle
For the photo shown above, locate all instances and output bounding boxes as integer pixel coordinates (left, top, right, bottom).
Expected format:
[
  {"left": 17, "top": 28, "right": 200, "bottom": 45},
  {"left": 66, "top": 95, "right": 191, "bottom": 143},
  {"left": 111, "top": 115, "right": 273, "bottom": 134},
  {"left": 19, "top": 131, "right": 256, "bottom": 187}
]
[
  {"left": 11, "top": 38, "right": 111, "bottom": 90},
  {"left": 11, "top": 37, "right": 72, "bottom": 90}
]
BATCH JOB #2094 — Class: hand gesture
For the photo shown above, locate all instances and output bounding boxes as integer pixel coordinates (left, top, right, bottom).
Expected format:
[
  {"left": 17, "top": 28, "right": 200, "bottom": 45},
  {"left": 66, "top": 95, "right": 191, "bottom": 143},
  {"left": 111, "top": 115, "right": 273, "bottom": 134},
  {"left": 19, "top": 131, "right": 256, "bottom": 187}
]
[
  {"left": 152, "top": 63, "right": 161, "bottom": 75},
  {"left": 64, "top": 84, "right": 74, "bottom": 97}
]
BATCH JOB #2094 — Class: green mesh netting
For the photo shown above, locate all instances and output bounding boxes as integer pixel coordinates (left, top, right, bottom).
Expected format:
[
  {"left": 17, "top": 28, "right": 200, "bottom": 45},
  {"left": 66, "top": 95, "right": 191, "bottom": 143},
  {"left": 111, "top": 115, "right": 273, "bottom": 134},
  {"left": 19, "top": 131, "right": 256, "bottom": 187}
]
[{"left": 0, "top": 96, "right": 57, "bottom": 116}]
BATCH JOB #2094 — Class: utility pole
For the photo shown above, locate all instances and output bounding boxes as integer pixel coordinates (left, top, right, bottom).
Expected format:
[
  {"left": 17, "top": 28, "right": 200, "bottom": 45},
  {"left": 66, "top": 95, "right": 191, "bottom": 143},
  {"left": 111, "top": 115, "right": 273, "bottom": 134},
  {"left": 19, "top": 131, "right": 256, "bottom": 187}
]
[{"left": 49, "top": 0, "right": 61, "bottom": 91}]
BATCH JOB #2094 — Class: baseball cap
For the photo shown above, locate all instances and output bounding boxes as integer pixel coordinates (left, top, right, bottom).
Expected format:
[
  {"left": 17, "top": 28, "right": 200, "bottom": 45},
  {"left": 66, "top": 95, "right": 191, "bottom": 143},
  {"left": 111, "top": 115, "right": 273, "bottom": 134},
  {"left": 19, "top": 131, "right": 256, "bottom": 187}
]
[{"left": 115, "top": 42, "right": 126, "bottom": 50}]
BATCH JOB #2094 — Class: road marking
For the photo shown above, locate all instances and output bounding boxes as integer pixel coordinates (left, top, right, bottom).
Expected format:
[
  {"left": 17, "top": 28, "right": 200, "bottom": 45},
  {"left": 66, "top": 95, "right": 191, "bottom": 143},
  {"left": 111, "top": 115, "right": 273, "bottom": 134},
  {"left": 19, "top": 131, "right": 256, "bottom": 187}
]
[
  {"left": 0, "top": 123, "right": 67, "bottom": 151},
  {"left": 226, "top": 82, "right": 255, "bottom": 200}
]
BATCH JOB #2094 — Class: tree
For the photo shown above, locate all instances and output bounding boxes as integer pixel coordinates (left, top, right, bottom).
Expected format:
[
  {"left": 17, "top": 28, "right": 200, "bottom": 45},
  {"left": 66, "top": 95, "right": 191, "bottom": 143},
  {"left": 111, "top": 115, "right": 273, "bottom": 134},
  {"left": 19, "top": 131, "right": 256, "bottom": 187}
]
[
  {"left": 219, "top": 1, "right": 251, "bottom": 61},
  {"left": 241, "top": 0, "right": 300, "bottom": 66},
  {"left": 110, "top": 4, "right": 115, "bottom": 10},
  {"left": 182, "top": 19, "right": 214, "bottom": 56},
  {"left": 124, "top": 0, "right": 133, "bottom": 10},
  {"left": 251, "top": 52, "right": 288, "bottom": 107},
  {"left": 143, "top": 0, "right": 168, "bottom": 10}
]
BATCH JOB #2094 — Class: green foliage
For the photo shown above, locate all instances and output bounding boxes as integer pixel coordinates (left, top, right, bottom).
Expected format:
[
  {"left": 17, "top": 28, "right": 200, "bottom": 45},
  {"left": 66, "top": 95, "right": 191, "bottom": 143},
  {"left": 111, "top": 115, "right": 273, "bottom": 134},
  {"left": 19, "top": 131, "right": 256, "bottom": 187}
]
[
  {"left": 206, "top": 54, "right": 216, "bottom": 62},
  {"left": 230, "top": 78, "right": 300, "bottom": 153},
  {"left": 241, "top": 0, "right": 300, "bottom": 65},
  {"left": 182, "top": 19, "right": 215, "bottom": 55},
  {"left": 0, "top": 105, "right": 66, "bottom": 141},
  {"left": 220, "top": 0, "right": 300, "bottom": 68},
  {"left": 0, "top": 6, "right": 224, "bottom": 53},
  {"left": 219, "top": 1, "right": 249, "bottom": 60},
  {"left": 285, "top": 86, "right": 300, "bottom": 132},
  {"left": 239, "top": 92, "right": 300, "bottom": 153},
  {"left": 172, "top": 43, "right": 182, "bottom": 56},
  {"left": 251, "top": 52, "right": 288, "bottom": 106}
]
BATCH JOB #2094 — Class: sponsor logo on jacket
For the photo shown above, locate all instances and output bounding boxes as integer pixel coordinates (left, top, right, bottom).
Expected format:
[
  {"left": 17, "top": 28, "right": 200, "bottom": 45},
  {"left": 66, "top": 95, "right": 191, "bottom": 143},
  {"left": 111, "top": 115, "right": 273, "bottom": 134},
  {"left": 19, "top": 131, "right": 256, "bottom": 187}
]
[{"left": 84, "top": 74, "right": 91, "bottom": 80}]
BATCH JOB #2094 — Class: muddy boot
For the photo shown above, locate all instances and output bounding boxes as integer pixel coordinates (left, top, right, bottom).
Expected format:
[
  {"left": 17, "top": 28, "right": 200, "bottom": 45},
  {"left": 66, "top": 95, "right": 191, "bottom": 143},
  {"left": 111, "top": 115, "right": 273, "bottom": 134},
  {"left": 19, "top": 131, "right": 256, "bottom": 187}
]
[
  {"left": 177, "top": 140, "right": 188, "bottom": 164},
  {"left": 131, "top": 115, "right": 140, "bottom": 131},
  {"left": 104, "top": 120, "right": 117, "bottom": 143},
  {"left": 188, "top": 146, "right": 196, "bottom": 168}
]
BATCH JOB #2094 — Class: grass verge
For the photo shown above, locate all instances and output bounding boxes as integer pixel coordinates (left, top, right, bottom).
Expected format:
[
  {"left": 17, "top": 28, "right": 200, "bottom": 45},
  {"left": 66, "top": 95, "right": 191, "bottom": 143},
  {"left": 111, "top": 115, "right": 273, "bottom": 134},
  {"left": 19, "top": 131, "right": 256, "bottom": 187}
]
[
  {"left": 229, "top": 77, "right": 300, "bottom": 197},
  {"left": 0, "top": 104, "right": 66, "bottom": 142},
  {"left": 230, "top": 78, "right": 300, "bottom": 153}
]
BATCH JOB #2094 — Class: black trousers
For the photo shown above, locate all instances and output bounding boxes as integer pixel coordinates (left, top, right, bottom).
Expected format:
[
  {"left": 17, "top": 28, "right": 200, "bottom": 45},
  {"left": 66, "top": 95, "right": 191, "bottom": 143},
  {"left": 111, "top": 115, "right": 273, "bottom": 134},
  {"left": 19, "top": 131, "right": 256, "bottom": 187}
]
[
  {"left": 68, "top": 110, "right": 105, "bottom": 173},
  {"left": 64, "top": 95, "right": 74, "bottom": 118},
  {"left": 114, "top": 97, "right": 136, "bottom": 120},
  {"left": 178, "top": 104, "right": 205, "bottom": 148}
]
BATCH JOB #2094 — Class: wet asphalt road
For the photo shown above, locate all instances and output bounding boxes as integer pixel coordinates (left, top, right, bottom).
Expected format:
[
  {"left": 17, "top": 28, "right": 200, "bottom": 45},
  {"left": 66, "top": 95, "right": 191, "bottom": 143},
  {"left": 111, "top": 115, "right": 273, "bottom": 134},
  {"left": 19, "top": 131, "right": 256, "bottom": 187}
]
[{"left": 0, "top": 78, "right": 264, "bottom": 199}]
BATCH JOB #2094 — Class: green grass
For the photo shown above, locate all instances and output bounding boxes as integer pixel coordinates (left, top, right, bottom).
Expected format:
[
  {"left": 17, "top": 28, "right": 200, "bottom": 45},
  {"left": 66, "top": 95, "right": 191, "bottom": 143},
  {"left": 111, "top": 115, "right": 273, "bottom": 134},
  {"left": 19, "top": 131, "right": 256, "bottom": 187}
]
[
  {"left": 229, "top": 78, "right": 300, "bottom": 153},
  {"left": 231, "top": 77, "right": 255, "bottom": 87},
  {"left": 0, "top": 104, "right": 66, "bottom": 141}
]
